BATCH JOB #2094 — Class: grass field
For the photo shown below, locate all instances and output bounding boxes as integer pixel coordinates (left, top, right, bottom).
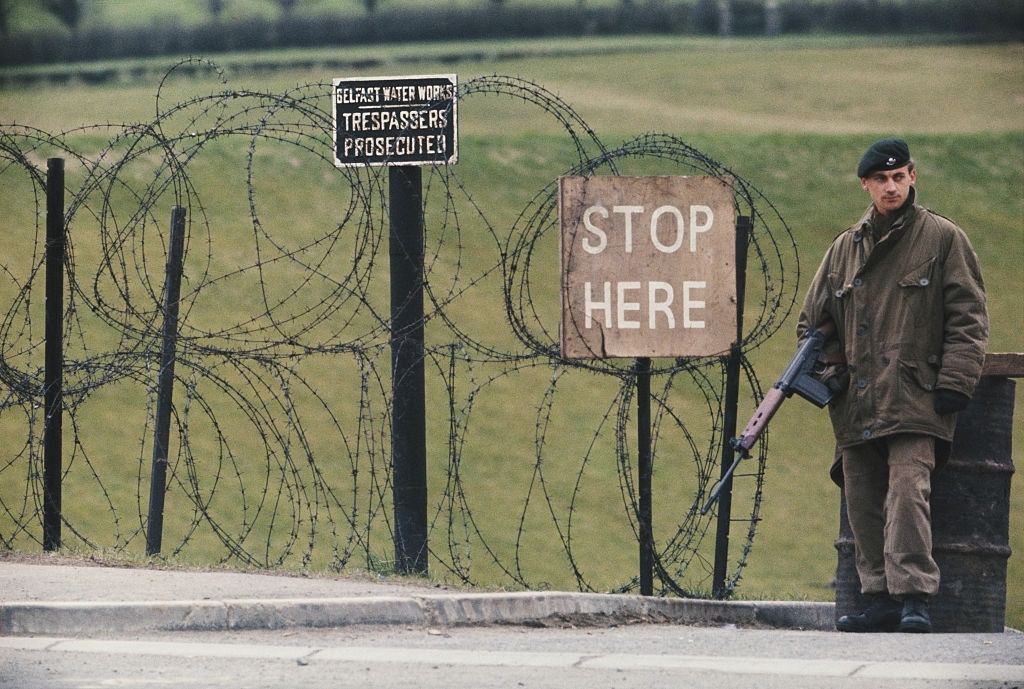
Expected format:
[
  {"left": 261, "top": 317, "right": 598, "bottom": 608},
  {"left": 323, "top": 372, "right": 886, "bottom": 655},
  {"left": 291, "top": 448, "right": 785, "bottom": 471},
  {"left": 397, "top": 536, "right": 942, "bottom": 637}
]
[{"left": 1, "top": 36, "right": 1022, "bottom": 627}]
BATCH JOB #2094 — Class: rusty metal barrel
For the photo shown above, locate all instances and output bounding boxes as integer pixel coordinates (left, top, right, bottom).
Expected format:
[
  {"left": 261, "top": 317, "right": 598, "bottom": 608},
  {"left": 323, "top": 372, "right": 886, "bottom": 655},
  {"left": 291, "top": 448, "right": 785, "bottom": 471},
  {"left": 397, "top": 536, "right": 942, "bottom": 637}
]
[{"left": 835, "top": 355, "right": 1019, "bottom": 632}]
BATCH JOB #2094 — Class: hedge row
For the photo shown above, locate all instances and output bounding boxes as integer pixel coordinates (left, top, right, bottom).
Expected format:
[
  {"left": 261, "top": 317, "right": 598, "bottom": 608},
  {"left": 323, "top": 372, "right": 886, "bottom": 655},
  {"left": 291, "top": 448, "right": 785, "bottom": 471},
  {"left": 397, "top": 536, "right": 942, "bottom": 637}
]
[{"left": 3, "top": 0, "right": 1022, "bottom": 67}]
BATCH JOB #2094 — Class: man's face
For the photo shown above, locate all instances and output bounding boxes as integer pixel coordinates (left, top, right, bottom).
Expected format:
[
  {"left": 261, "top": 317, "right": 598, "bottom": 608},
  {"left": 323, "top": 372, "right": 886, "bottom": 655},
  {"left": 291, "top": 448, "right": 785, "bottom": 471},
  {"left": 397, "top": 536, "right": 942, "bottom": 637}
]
[{"left": 860, "top": 165, "right": 916, "bottom": 216}]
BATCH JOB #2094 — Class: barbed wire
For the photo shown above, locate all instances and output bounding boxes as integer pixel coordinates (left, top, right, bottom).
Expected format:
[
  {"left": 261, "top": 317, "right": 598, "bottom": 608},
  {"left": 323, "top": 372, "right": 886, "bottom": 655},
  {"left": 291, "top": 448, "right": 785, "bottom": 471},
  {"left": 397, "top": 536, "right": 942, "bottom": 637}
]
[{"left": 0, "top": 64, "right": 798, "bottom": 596}]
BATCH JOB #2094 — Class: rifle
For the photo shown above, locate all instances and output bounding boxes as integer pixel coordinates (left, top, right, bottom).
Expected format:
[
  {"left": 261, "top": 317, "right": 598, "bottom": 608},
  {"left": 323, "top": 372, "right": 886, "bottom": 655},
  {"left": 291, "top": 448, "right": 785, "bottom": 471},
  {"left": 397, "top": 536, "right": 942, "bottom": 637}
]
[{"left": 701, "top": 322, "right": 837, "bottom": 515}]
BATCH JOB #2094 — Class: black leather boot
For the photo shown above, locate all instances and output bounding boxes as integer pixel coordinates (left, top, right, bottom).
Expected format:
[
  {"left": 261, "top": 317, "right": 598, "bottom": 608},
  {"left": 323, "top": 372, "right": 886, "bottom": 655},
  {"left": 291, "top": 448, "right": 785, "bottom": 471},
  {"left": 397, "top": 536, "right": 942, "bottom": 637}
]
[
  {"left": 836, "top": 593, "right": 902, "bottom": 633},
  {"left": 897, "top": 595, "right": 932, "bottom": 633}
]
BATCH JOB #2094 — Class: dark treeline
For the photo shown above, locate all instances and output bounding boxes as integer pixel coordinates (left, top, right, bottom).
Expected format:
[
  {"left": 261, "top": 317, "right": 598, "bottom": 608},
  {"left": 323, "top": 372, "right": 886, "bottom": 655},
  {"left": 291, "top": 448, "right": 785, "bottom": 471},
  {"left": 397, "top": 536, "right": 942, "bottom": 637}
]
[{"left": 2, "top": 0, "right": 1022, "bottom": 67}]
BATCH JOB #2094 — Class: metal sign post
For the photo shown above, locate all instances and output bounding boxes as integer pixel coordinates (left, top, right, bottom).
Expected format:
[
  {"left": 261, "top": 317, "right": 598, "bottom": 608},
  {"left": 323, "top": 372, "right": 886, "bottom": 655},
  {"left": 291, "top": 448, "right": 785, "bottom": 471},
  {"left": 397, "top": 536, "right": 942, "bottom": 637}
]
[
  {"left": 43, "top": 158, "right": 65, "bottom": 552},
  {"left": 388, "top": 164, "right": 428, "bottom": 574},
  {"left": 636, "top": 356, "right": 654, "bottom": 595},
  {"left": 712, "top": 215, "right": 751, "bottom": 598},
  {"left": 146, "top": 206, "right": 187, "bottom": 557},
  {"left": 333, "top": 74, "right": 457, "bottom": 575}
]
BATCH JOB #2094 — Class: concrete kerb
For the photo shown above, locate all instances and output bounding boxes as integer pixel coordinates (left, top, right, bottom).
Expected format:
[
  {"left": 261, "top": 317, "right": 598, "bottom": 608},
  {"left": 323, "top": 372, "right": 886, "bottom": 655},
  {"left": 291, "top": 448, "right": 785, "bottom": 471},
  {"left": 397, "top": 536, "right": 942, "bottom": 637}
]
[{"left": 0, "top": 593, "right": 837, "bottom": 635}]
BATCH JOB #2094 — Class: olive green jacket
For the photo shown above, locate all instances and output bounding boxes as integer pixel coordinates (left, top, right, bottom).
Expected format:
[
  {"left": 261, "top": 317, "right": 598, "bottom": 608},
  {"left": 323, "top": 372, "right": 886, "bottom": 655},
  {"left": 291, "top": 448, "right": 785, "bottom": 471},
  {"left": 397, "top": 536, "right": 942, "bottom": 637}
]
[{"left": 798, "top": 189, "right": 988, "bottom": 475}]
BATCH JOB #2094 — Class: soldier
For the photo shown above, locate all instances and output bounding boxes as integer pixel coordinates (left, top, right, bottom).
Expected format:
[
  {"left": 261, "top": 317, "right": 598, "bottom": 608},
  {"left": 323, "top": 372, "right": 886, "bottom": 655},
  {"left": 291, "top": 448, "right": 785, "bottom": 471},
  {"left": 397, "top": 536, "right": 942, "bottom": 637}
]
[{"left": 798, "top": 139, "right": 988, "bottom": 633}]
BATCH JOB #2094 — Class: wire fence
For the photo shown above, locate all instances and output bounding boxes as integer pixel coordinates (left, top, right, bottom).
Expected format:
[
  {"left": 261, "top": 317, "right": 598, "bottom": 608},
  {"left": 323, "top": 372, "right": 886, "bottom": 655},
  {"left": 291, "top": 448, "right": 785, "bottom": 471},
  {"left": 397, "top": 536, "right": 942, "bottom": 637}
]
[{"left": 0, "top": 62, "right": 799, "bottom": 596}]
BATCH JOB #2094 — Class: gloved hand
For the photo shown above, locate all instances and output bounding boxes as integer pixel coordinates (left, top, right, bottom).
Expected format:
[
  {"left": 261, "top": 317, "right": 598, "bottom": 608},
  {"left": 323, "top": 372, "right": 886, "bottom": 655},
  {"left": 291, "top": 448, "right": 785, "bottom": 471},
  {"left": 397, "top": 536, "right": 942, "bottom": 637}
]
[
  {"left": 933, "top": 388, "right": 970, "bottom": 415},
  {"left": 819, "top": 364, "right": 850, "bottom": 396}
]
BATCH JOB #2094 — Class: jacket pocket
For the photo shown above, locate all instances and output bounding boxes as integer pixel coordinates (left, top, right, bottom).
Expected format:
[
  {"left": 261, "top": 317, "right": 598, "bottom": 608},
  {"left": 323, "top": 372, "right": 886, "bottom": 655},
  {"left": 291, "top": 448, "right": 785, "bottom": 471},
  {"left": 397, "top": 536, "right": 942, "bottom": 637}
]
[
  {"left": 898, "top": 358, "right": 939, "bottom": 422},
  {"left": 897, "top": 256, "right": 937, "bottom": 327},
  {"left": 901, "top": 358, "right": 938, "bottom": 390},
  {"left": 897, "top": 256, "right": 936, "bottom": 288}
]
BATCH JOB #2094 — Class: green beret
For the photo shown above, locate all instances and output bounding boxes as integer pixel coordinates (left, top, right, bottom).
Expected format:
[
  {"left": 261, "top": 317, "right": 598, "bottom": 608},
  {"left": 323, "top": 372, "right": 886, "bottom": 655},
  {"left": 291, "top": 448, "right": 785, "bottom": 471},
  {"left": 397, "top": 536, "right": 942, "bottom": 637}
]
[{"left": 857, "top": 138, "right": 911, "bottom": 177}]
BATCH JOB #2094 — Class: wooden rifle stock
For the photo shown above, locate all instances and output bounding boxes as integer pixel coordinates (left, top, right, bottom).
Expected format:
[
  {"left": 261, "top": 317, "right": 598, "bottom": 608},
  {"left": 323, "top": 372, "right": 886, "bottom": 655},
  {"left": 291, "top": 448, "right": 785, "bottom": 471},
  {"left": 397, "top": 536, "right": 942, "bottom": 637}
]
[{"left": 732, "top": 386, "right": 788, "bottom": 456}]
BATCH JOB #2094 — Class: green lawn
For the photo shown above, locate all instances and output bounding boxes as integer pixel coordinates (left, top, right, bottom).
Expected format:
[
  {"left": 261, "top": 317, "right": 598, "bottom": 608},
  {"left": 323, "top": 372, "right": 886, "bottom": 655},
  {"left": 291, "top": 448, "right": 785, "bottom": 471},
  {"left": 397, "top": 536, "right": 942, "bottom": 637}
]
[{"left": 1, "top": 36, "right": 1021, "bottom": 627}]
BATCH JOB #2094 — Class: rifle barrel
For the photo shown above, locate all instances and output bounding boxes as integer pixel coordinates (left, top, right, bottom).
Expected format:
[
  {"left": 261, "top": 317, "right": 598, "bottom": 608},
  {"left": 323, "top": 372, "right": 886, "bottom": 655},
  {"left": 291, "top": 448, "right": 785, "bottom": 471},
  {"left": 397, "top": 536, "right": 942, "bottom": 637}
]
[{"left": 701, "top": 454, "right": 742, "bottom": 515}]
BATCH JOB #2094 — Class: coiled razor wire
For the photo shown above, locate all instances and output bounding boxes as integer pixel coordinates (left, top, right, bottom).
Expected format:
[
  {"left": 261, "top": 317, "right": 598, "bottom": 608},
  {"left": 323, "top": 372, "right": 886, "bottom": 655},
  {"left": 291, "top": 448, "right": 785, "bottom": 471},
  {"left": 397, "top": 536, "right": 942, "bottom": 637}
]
[{"left": 0, "top": 64, "right": 799, "bottom": 596}]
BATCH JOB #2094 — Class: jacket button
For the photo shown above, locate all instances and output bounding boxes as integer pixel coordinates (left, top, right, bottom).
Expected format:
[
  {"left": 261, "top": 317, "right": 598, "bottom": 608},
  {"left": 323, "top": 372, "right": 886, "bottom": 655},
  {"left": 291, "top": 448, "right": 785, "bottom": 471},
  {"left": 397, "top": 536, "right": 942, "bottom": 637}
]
[
  {"left": 927, "top": 355, "right": 939, "bottom": 364},
  {"left": 856, "top": 378, "right": 868, "bottom": 389},
  {"left": 856, "top": 325, "right": 867, "bottom": 336},
  {"left": 863, "top": 429, "right": 872, "bottom": 439},
  {"left": 853, "top": 278, "right": 864, "bottom": 287},
  {"left": 919, "top": 277, "right": 930, "bottom": 286},
  {"left": 924, "top": 383, "right": 934, "bottom": 391}
]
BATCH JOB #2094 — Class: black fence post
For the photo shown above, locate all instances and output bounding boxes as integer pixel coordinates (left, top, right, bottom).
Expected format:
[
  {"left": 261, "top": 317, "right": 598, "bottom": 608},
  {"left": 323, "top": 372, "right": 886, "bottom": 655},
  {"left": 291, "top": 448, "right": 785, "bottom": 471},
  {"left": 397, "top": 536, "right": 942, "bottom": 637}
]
[
  {"left": 43, "top": 158, "right": 65, "bottom": 552},
  {"left": 637, "top": 356, "right": 654, "bottom": 596},
  {"left": 146, "top": 206, "right": 187, "bottom": 556},
  {"left": 712, "top": 215, "right": 750, "bottom": 598},
  {"left": 389, "top": 165, "right": 428, "bottom": 576}
]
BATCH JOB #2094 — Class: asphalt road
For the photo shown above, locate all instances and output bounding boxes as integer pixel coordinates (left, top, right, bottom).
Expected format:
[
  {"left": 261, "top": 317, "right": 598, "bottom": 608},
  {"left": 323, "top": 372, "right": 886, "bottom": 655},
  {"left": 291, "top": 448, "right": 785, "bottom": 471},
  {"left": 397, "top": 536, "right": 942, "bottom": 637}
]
[
  {"left": 1, "top": 557, "right": 1021, "bottom": 689},
  {"left": 3, "top": 624, "right": 1024, "bottom": 689}
]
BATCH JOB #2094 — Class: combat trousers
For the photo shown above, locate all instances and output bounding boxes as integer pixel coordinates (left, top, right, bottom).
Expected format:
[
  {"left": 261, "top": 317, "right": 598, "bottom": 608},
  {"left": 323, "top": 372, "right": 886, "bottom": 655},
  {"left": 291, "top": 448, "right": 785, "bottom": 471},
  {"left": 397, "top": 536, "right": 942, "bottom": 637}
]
[{"left": 842, "top": 433, "right": 940, "bottom": 598}]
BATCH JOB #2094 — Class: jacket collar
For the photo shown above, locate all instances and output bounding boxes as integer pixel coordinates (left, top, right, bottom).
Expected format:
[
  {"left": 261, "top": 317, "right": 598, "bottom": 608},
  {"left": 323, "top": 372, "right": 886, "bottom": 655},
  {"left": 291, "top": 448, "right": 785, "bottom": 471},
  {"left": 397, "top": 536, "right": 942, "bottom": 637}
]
[{"left": 852, "top": 186, "right": 918, "bottom": 245}]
